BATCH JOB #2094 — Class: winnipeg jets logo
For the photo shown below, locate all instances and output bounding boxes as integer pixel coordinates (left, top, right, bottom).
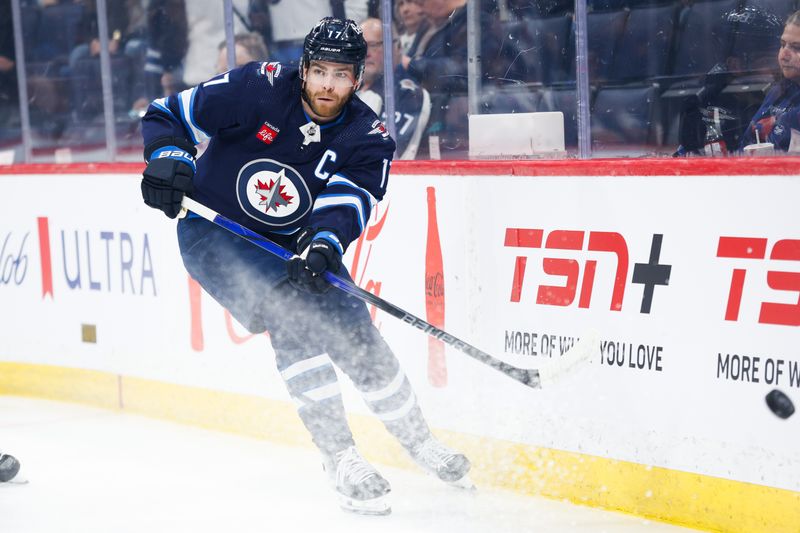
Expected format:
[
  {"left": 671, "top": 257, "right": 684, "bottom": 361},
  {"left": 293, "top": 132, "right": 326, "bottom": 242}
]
[
  {"left": 236, "top": 159, "right": 311, "bottom": 227},
  {"left": 258, "top": 62, "right": 282, "bottom": 86},
  {"left": 255, "top": 169, "right": 294, "bottom": 213}
]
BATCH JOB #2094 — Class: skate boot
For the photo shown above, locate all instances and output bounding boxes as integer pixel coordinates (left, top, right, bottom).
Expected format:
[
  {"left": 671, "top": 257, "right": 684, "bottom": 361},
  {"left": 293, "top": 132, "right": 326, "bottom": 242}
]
[
  {"left": 410, "top": 436, "right": 474, "bottom": 489},
  {"left": 324, "top": 446, "right": 391, "bottom": 515},
  {"left": 0, "top": 454, "right": 26, "bottom": 484}
]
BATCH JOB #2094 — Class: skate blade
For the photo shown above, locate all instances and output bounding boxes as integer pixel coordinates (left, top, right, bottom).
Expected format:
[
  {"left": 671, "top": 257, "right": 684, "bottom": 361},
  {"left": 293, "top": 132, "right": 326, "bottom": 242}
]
[{"left": 338, "top": 493, "right": 391, "bottom": 516}]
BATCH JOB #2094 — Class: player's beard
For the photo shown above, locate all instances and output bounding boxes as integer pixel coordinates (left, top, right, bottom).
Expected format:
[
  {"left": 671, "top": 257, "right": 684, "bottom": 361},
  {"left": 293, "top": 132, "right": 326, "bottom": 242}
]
[{"left": 303, "top": 86, "right": 353, "bottom": 120}]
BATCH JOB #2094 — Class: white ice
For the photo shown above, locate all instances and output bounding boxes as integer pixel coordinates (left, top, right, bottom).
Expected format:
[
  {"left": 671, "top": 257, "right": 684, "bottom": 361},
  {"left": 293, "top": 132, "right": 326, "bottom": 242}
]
[{"left": 0, "top": 396, "right": 698, "bottom": 533}]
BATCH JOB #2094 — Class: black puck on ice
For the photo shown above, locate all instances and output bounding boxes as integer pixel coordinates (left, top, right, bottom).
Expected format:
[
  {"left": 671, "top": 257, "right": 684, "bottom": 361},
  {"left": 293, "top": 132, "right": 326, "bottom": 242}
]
[
  {"left": 0, "top": 454, "right": 21, "bottom": 482},
  {"left": 765, "top": 389, "right": 795, "bottom": 419}
]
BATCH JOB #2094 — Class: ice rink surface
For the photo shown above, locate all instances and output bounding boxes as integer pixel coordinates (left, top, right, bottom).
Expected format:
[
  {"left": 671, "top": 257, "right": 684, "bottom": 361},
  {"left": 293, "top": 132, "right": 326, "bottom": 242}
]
[{"left": 0, "top": 396, "right": 698, "bottom": 533}]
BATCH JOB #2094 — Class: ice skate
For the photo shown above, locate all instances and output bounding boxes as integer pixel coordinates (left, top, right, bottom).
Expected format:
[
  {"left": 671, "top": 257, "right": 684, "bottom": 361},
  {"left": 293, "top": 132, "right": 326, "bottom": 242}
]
[
  {"left": 410, "top": 436, "right": 474, "bottom": 490},
  {"left": 0, "top": 454, "right": 27, "bottom": 484},
  {"left": 324, "top": 446, "right": 391, "bottom": 516}
]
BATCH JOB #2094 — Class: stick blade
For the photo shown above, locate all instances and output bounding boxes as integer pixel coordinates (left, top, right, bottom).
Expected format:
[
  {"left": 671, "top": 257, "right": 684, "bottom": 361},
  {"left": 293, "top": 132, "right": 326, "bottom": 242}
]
[{"left": 538, "top": 329, "right": 598, "bottom": 389}]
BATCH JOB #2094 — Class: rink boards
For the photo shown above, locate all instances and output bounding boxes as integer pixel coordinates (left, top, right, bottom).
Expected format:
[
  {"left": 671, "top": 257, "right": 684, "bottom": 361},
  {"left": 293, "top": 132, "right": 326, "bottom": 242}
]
[{"left": 0, "top": 160, "right": 798, "bottom": 532}]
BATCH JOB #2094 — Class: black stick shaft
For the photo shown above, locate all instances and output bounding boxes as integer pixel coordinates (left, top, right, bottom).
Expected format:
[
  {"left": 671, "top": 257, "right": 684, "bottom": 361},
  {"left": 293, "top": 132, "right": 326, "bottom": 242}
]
[{"left": 182, "top": 197, "right": 541, "bottom": 388}]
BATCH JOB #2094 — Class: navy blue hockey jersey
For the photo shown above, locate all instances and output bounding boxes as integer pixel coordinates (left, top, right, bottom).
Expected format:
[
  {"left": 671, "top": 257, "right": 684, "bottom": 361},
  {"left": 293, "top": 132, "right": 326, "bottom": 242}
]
[{"left": 141, "top": 61, "right": 396, "bottom": 252}]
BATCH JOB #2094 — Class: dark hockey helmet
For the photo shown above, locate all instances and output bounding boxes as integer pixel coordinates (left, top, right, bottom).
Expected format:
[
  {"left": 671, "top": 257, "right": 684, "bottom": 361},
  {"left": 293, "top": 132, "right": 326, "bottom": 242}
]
[{"left": 301, "top": 17, "right": 367, "bottom": 84}]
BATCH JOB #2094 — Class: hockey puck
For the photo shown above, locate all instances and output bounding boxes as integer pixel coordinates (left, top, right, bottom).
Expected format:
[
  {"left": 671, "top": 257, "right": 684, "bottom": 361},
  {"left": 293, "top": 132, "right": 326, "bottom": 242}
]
[
  {"left": 765, "top": 389, "right": 795, "bottom": 419},
  {"left": 0, "top": 454, "right": 21, "bottom": 482}
]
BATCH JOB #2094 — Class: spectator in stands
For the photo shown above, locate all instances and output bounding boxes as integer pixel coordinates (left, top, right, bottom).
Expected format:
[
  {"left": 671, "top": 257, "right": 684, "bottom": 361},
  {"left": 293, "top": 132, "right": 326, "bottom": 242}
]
[
  {"left": 67, "top": 0, "right": 145, "bottom": 121},
  {"left": 31, "top": 0, "right": 84, "bottom": 65},
  {"left": 674, "top": 5, "right": 785, "bottom": 156},
  {"left": 395, "top": 0, "right": 427, "bottom": 55},
  {"left": 739, "top": 10, "right": 800, "bottom": 152},
  {"left": 129, "top": 0, "right": 188, "bottom": 116},
  {"left": 215, "top": 32, "right": 269, "bottom": 73},
  {"left": 357, "top": 17, "right": 431, "bottom": 159},
  {"left": 70, "top": 0, "right": 135, "bottom": 67},
  {"left": 247, "top": 0, "right": 277, "bottom": 55},
  {"left": 400, "top": 0, "right": 468, "bottom": 155},
  {"left": 181, "top": 0, "right": 249, "bottom": 87}
]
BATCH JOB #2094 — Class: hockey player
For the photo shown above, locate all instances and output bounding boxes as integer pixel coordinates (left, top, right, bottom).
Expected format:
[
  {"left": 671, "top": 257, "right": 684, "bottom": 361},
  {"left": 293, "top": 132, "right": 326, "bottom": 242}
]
[
  {"left": 139, "top": 17, "right": 470, "bottom": 515},
  {"left": 357, "top": 18, "right": 431, "bottom": 160}
]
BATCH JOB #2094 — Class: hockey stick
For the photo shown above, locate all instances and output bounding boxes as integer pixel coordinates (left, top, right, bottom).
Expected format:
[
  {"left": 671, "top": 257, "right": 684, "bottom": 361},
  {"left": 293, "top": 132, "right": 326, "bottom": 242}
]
[{"left": 180, "top": 197, "right": 596, "bottom": 389}]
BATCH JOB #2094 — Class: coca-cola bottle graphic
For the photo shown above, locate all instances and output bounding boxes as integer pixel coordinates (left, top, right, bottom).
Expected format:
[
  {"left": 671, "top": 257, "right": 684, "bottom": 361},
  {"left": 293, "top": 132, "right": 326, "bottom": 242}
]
[
  {"left": 425, "top": 187, "right": 447, "bottom": 386},
  {"left": 188, "top": 276, "right": 204, "bottom": 351}
]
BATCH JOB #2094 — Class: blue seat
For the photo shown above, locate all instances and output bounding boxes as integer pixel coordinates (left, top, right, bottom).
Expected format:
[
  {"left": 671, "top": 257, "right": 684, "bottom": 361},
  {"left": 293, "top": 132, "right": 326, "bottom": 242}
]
[
  {"left": 31, "top": 2, "right": 84, "bottom": 63},
  {"left": 672, "top": 0, "right": 743, "bottom": 77},
  {"left": 21, "top": 4, "right": 40, "bottom": 42},
  {"left": 521, "top": 15, "right": 574, "bottom": 84},
  {"left": 70, "top": 55, "right": 132, "bottom": 120},
  {"left": 588, "top": 0, "right": 629, "bottom": 11},
  {"left": 509, "top": 0, "right": 574, "bottom": 18},
  {"left": 539, "top": 86, "right": 582, "bottom": 146},
  {"left": 609, "top": 5, "right": 678, "bottom": 81},
  {"left": 591, "top": 84, "right": 662, "bottom": 147},
  {"left": 587, "top": 9, "right": 629, "bottom": 82},
  {"left": 495, "top": 20, "right": 535, "bottom": 85},
  {"left": 479, "top": 86, "right": 543, "bottom": 114}
]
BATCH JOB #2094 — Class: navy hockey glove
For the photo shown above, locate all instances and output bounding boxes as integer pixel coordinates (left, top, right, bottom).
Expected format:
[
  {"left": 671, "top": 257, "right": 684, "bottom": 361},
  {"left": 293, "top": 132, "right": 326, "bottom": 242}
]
[
  {"left": 141, "top": 147, "right": 195, "bottom": 219},
  {"left": 286, "top": 229, "right": 343, "bottom": 294}
]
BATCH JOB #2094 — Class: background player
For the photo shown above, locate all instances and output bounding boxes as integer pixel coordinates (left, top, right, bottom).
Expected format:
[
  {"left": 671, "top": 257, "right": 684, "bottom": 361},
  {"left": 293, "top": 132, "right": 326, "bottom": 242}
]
[{"left": 357, "top": 17, "right": 431, "bottom": 160}]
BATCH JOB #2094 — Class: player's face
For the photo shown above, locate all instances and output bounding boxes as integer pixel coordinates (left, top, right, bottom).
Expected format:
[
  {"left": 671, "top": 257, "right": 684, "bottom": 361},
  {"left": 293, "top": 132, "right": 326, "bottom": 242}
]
[
  {"left": 302, "top": 60, "right": 357, "bottom": 121},
  {"left": 778, "top": 23, "right": 800, "bottom": 82}
]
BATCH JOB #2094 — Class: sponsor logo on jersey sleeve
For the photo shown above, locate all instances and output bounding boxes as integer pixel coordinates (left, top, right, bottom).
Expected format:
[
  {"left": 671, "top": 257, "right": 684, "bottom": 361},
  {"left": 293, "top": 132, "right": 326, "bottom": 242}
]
[{"left": 236, "top": 159, "right": 311, "bottom": 227}]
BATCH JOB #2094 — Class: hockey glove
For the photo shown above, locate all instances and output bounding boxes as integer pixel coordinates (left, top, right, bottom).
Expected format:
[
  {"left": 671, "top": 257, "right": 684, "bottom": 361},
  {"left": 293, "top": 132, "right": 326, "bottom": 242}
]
[
  {"left": 141, "top": 148, "right": 195, "bottom": 219},
  {"left": 286, "top": 229, "right": 343, "bottom": 294}
]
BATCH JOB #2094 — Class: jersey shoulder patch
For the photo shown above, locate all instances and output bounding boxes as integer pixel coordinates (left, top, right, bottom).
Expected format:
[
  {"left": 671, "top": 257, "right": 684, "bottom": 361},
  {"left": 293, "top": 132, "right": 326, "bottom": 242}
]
[
  {"left": 348, "top": 97, "right": 395, "bottom": 139},
  {"left": 367, "top": 119, "right": 390, "bottom": 139},
  {"left": 256, "top": 61, "right": 283, "bottom": 86},
  {"left": 336, "top": 99, "right": 396, "bottom": 155}
]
